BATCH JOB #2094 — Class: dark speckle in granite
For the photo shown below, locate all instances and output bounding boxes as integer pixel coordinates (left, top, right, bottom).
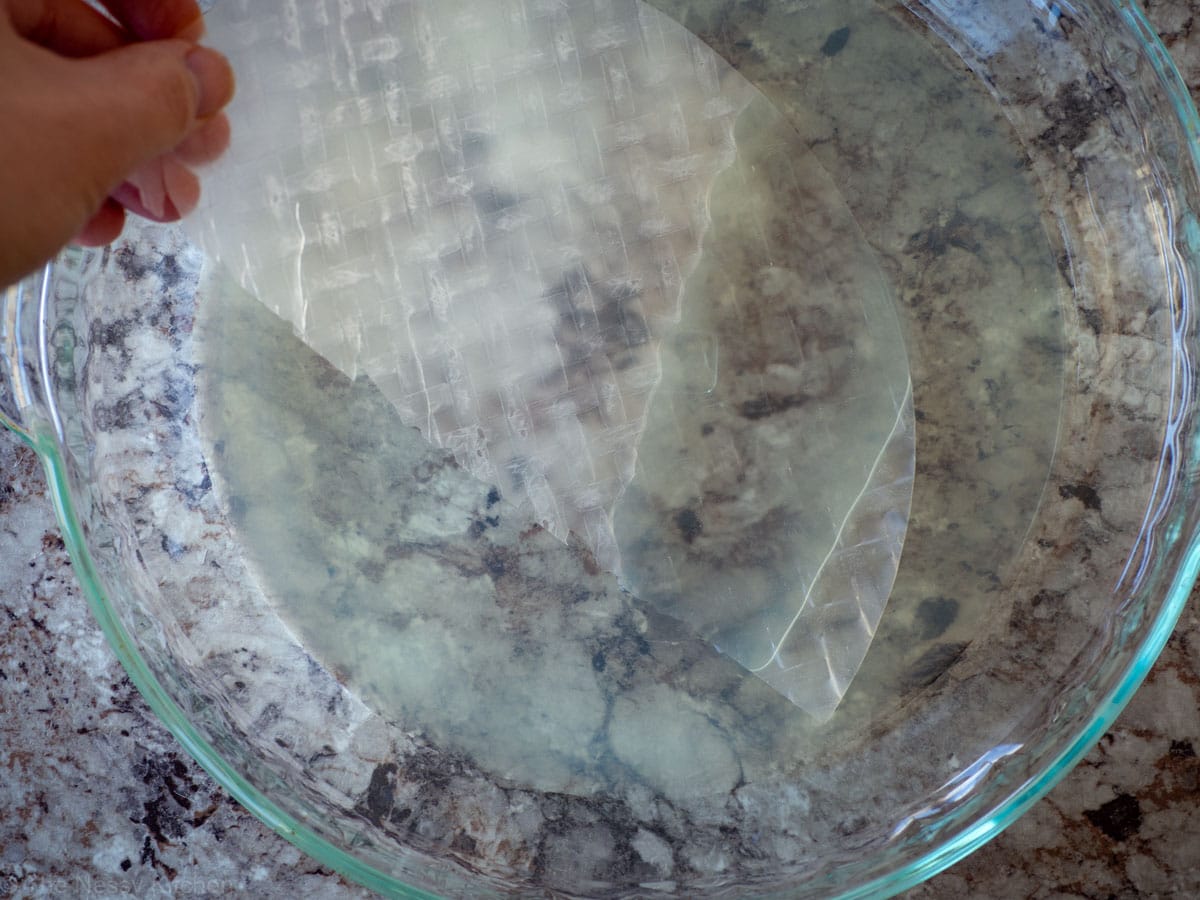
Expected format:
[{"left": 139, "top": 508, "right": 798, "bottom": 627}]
[
  {"left": 1059, "top": 481, "right": 1104, "bottom": 511},
  {"left": 821, "top": 26, "right": 851, "bottom": 57},
  {"left": 674, "top": 507, "right": 704, "bottom": 544},
  {"left": 914, "top": 597, "right": 959, "bottom": 641},
  {"left": 901, "top": 641, "right": 970, "bottom": 691},
  {"left": 1170, "top": 739, "right": 1196, "bottom": 758},
  {"left": 359, "top": 763, "right": 399, "bottom": 827},
  {"left": 1038, "top": 79, "right": 1113, "bottom": 152},
  {"left": 91, "top": 390, "right": 143, "bottom": 432},
  {"left": 906, "top": 212, "right": 986, "bottom": 258},
  {"left": 112, "top": 244, "right": 156, "bottom": 282},
  {"left": 89, "top": 316, "right": 138, "bottom": 366},
  {"left": 1084, "top": 792, "right": 1144, "bottom": 842}
]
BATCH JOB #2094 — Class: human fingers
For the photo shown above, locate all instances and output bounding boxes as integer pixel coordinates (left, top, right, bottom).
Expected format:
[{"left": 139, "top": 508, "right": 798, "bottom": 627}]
[
  {"left": 0, "top": 14, "right": 233, "bottom": 284},
  {"left": 95, "top": 0, "right": 204, "bottom": 41},
  {"left": 4, "top": 0, "right": 125, "bottom": 57},
  {"left": 171, "top": 113, "right": 231, "bottom": 167},
  {"left": 6, "top": 2, "right": 231, "bottom": 192},
  {"left": 0, "top": 36, "right": 233, "bottom": 281},
  {"left": 62, "top": 40, "right": 234, "bottom": 210},
  {"left": 73, "top": 198, "right": 126, "bottom": 247},
  {"left": 111, "top": 156, "right": 200, "bottom": 222},
  {"left": 106, "top": 112, "right": 228, "bottom": 228},
  {"left": 91, "top": 41, "right": 232, "bottom": 224}
]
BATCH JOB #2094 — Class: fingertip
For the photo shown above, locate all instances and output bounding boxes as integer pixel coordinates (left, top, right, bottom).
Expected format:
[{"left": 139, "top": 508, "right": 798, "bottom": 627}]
[
  {"left": 111, "top": 178, "right": 166, "bottom": 222},
  {"left": 113, "top": 156, "right": 201, "bottom": 224},
  {"left": 162, "top": 156, "right": 201, "bottom": 219},
  {"left": 73, "top": 199, "right": 127, "bottom": 247},
  {"left": 71, "top": 38, "right": 208, "bottom": 185},
  {"left": 175, "top": 113, "right": 231, "bottom": 166},
  {"left": 185, "top": 45, "right": 236, "bottom": 120}
]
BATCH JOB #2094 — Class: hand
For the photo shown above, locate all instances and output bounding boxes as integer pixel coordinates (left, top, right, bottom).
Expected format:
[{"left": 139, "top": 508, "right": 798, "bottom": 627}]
[{"left": 0, "top": 0, "right": 235, "bottom": 287}]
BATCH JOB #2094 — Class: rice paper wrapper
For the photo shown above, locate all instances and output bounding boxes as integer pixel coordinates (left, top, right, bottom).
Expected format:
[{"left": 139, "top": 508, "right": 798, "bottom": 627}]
[{"left": 190, "top": 0, "right": 914, "bottom": 720}]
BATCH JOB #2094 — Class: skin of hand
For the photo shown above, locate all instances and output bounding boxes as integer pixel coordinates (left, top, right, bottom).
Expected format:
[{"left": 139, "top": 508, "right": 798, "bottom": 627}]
[{"left": 0, "top": 0, "right": 235, "bottom": 288}]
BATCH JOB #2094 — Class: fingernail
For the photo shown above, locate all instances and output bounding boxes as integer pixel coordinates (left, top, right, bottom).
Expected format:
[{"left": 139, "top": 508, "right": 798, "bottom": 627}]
[{"left": 185, "top": 46, "right": 234, "bottom": 120}]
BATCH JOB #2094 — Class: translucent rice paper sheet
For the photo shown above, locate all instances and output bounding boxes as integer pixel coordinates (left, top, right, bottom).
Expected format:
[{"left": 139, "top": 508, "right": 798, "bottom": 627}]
[
  {"left": 612, "top": 94, "right": 915, "bottom": 721},
  {"left": 193, "top": 0, "right": 754, "bottom": 572},
  {"left": 191, "top": 0, "right": 914, "bottom": 720}
]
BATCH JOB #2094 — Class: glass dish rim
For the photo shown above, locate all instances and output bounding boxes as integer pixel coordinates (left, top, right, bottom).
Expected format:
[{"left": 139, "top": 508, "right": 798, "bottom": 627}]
[{"left": 10, "top": 0, "right": 1200, "bottom": 896}]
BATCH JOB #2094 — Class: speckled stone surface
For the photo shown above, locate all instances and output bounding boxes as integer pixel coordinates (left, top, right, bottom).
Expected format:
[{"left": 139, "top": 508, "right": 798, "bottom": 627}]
[{"left": 1, "top": 3, "right": 1199, "bottom": 899}]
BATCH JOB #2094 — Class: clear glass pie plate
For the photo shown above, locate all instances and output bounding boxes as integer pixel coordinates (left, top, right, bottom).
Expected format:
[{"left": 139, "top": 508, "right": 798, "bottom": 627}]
[{"left": 3, "top": 1, "right": 1200, "bottom": 897}]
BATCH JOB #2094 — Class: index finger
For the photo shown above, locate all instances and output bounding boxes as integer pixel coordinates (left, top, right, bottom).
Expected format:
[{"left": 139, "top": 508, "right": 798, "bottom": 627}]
[{"left": 96, "top": 0, "right": 204, "bottom": 41}]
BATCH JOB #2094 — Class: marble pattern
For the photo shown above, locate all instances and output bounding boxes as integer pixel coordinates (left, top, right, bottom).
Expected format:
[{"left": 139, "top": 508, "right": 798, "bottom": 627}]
[{"left": 0, "top": 3, "right": 1198, "bottom": 899}]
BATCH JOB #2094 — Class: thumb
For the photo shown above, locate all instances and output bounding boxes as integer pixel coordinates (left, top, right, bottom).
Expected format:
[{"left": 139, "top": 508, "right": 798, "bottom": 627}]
[{"left": 64, "top": 40, "right": 234, "bottom": 207}]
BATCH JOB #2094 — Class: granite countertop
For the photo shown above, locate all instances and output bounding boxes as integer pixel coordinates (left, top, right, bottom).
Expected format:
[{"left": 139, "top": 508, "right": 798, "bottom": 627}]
[{"left": 2, "top": 1, "right": 1199, "bottom": 898}]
